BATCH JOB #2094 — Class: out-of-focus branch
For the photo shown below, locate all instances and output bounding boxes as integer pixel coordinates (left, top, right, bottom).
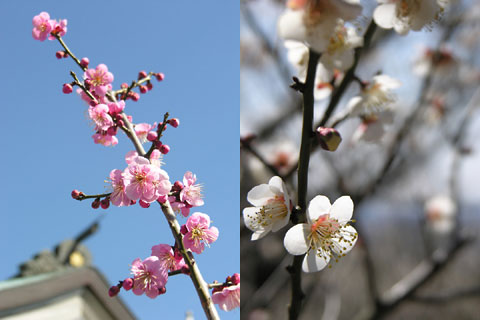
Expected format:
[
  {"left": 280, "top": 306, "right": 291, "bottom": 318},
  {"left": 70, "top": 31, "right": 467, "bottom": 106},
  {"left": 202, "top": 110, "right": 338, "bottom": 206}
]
[
  {"left": 241, "top": 138, "right": 283, "bottom": 178},
  {"left": 285, "top": 20, "right": 378, "bottom": 180}
]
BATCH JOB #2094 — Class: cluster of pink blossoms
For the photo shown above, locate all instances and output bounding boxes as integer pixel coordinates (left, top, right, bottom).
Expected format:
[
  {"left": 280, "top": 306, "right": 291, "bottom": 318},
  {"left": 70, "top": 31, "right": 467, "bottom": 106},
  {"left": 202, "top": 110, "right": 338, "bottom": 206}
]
[
  {"left": 35, "top": 11, "right": 239, "bottom": 313},
  {"left": 32, "top": 12, "right": 67, "bottom": 41}
]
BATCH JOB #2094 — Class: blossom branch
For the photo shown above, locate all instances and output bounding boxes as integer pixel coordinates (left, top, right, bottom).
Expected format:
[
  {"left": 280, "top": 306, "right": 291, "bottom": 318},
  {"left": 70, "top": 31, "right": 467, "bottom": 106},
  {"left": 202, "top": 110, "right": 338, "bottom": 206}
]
[
  {"left": 55, "top": 35, "right": 86, "bottom": 72},
  {"left": 240, "top": 137, "right": 283, "bottom": 178},
  {"left": 288, "top": 48, "right": 320, "bottom": 320},
  {"left": 69, "top": 71, "right": 98, "bottom": 104},
  {"left": 51, "top": 33, "right": 220, "bottom": 319}
]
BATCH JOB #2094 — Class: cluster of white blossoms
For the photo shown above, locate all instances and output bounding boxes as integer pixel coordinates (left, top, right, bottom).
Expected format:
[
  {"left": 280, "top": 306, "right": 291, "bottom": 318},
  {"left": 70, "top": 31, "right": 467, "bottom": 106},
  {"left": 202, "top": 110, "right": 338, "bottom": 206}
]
[
  {"left": 373, "top": 0, "right": 448, "bottom": 35},
  {"left": 243, "top": 176, "right": 358, "bottom": 272}
]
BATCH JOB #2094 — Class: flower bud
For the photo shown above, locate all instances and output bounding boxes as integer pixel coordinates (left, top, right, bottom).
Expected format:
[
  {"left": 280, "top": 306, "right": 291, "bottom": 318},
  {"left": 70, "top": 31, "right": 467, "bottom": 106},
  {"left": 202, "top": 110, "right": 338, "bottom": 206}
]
[
  {"left": 131, "top": 92, "right": 140, "bottom": 101},
  {"left": 122, "top": 278, "right": 134, "bottom": 291},
  {"left": 168, "top": 118, "right": 179, "bottom": 128},
  {"left": 180, "top": 265, "right": 190, "bottom": 275},
  {"left": 108, "top": 285, "right": 120, "bottom": 297},
  {"left": 139, "top": 85, "right": 148, "bottom": 94},
  {"left": 316, "top": 127, "right": 342, "bottom": 152},
  {"left": 71, "top": 189, "right": 81, "bottom": 199},
  {"left": 160, "top": 144, "right": 170, "bottom": 154},
  {"left": 62, "top": 83, "right": 73, "bottom": 94},
  {"left": 121, "top": 83, "right": 129, "bottom": 89},
  {"left": 146, "top": 82, "right": 153, "bottom": 91},
  {"left": 157, "top": 194, "right": 167, "bottom": 203},
  {"left": 147, "top": 131, "right": 158, "bottom": 142},
  {"left": 139, "top": 200, "right": 150, "bottom": 208},
  {"left": 180, "top": 224, "right": 188, "bottom": 235},
  {"left": 107, "top": 126, "right": 118, "bottom": 136},
  {"left": 173, "top": 181, "right": 184, "bottom": 191},
  {"left": 100, "top": 198, "right": 110, "bottom": 209},
  {"left": 91, "top": 198, "right": 100, "bottom": 209},
  {"left": 231, "top": 273, "right": 240, "bottom": 285},
  {"left": 138, "top": 70, "right": 148, "bottom": 79},
  {"left": 56, "top": 51, "right": 65, "bottom": 59},
  {"left": 155, "top": 73, "right": 165, "bottom": 81},
  {"left": 158, "top": 286, "right": 167, "bottom": 295},
  {"left": 80, "top": 57, "right": 89, "bottom": 68}
]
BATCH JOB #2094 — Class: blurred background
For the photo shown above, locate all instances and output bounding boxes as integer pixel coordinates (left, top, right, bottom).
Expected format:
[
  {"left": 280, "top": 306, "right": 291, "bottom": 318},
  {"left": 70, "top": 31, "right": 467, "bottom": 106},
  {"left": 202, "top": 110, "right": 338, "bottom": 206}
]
[
  {"left": 240, "top": 0, "right": 480, "bottom": 319},
  {"left": 0, "top": 1, "right": 239, "bottom": 319}
]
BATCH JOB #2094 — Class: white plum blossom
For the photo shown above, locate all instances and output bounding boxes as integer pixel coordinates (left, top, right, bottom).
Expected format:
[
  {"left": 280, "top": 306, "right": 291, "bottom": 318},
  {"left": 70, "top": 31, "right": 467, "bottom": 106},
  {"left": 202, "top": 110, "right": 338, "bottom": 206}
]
[
  {"left": 413, "top": 47, "right": 456, "bottom": 77},
  {"left": 243, "top": 176, "right": 292, "bottom": 240},
  {"left": 348, "top": 74, "right": 401, "bottom": 116},
  {"left": 424, "top": 195, "right": 457, "bottom": 234},
  {"left": 373, "top": 0, "right": 446, "bottom": 35},
  {"left": 284, "top": 195, "right": 357, "bottom": 272},
  {"left": 285, "top": 41, "right": 338, "bottom": 100},
  {"left": 320, "top": 20, "right": 363, "bottom": 71},
  {"left": 351, "top": 110, "right": 394, "bottom": 143},
  {"left": 278, "top": 0, "right": 362, "bottom": 53}
]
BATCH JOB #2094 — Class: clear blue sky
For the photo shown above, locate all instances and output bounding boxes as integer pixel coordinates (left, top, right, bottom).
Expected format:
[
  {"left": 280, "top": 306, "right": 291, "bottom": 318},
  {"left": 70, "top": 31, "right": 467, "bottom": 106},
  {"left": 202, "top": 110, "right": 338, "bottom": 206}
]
[{"left": 0, "top": 1, "right": 239, "bottom": 319}]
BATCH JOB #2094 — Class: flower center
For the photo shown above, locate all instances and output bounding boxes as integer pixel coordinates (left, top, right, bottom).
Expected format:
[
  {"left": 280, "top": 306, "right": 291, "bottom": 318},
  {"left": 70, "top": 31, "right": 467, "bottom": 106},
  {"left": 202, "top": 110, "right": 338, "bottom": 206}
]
[
  {"left": 136, "top": 270, "right": 156, "bottom": 290},
  {"left": 327, "top": 26, "right": 347, "bottom": 55}
]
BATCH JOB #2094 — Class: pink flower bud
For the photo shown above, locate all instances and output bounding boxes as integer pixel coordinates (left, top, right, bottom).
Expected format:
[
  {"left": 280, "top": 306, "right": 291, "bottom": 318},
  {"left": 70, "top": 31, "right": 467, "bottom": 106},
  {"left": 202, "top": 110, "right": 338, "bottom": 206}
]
[
  {"left": 231, "top": 273, "right": 240, "bottom": 285},
  {"left": 100, "top": 198, "right": 110, "bottom": 209},
  {"left": 107, "top": 126, "right": 118, "bottom": 136},
  {"left": 108, "top": 286, "right": 120, "bottom": 297},
  {"left": 316, "top": 127, "right": 342, "bottom": 152},
  {"left": 63, "top": 53, "right": 69, "bottom": 58},
  {"left": 56, "top": 51, "right": 65, "bottom": 59},
  {"left": 139, "top": 200, "right": 150, "bottom": 208},
  {"left": 160, "top": 144, "right": 170, "bottom": 154},
  {"left": 122, "top": 278, "right": 134, "bottom": 291},
  {"left": 158, "top": 287, "right": 167, "bottom": 295},
  {"left": 62, "top": 83, "right": 73, "bottom": 94},
  {"left": 71, "top": 190, "right": 81, "bottom": 199},
  {"left": 138, "top": 70, "right": 148, "bottom": 79},
  {"left": 180, "top": 224, "right": 188, "bottom": 235},
  {"left": 155, "top": 73, "right": 165, "bottom": 81},
  {"left": 139, "top": 85, "right": 148, "bottom": 94},
  {"left": 132, "top": 92, "right": 140, "bottom": 101},
  {"left": 80, "top": 57, "right": 89, "bottom": 68},
  {"left": 155, "top": 140, "right": 163, "bottom": 149},
  {"left": 181, "top": 265, "right": 190, "bottom": 275},
  {"left": 130, "top": 199, "right": 137, "bottom": 205},
  {"left": 168, "top": 118, "right": 179, "bottom": 128},
  {"left": 147, "top": 131, "right": 158, "bottom": 142},
  {"left": 157, "top": 194, "right": 167, "bottom": 203},
  {"left": 173, "top": 181, "right": 184, "bottom": 191},
  {"left": 121, "top": 83, "right": 128, "bottom": 89},
  {"left": 89, "top": 100, "right": 97, "bottom": 107},
  {"left": 91, "top": 198, "right": 100, "bottom": 209},
  {"left": 147, "top": 82, "right": 153, "bottom": 91},
  {"left": 117, "top": 119, "right": 124, "bottom": 128}
]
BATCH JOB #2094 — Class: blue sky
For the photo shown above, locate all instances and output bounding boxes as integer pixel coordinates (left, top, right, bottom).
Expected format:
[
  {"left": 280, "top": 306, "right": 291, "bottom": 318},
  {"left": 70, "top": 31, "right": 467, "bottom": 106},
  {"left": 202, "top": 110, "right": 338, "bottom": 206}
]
[{"left": 0, "top": 1, "right": 239, "bottom": 319}]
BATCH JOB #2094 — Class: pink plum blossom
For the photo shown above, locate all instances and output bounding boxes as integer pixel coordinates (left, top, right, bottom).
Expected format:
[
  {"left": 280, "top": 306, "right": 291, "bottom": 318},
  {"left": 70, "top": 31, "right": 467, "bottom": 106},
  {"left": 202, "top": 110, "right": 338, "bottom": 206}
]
[
  {"left": 134, "top": 123, "right": 154, "bottom": 143},
  {"left": 48, "top": 19, "right": 67, "bottom": 39},
  {"left": 125, "top": 151, "right": 139, "bottom": 164},
  {"left": 88, "top": 104, "right": 114, "bottom": 131},
  {"left": 92, "top": 131, "right": 118, "bottom": 146},
  {"left": 169, "top": 196, "right": 190, "bottom": 217},
  {"left": 151, "top": 244, "right": 186, "bottom": 272},
  {"left": 123, "top": 156, "right": 171, "bottom": 203},
  {"left": 183, "top": 212, "right": 219, "bottom": 254},
  {"left": 109, "top": 169, "right": 131, "bottom": 207},
  {"left": 108, "top": 101, "right": 125, "bottom": 116},
  {"left": 180, "top": 171, "right": 204, "bottom": 209},
  {"left": 149, "top": 149, "right": 163, "bottom": 167},
  {"left": 32, "top": 12, "right": 53, "bottom": 41},
  {"left": 84, "top": 64, "right": 114, "bottom": 97},
  {"left": 212, "top": 274, "right": 240, "bottom": 311},
  {"left": 130, "top": 256, "right": 168, "bottom": 299}
]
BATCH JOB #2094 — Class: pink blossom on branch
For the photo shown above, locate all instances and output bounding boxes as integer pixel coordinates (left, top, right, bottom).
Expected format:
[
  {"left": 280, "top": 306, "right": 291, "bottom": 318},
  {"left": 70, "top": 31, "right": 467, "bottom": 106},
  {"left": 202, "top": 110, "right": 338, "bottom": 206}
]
[
  {"left": 84, "top": 64, "right": 114, "bottom": 97},
  {"left": 109, "top": 169, "right": 131, "bottom": 207},
  {"left": 92, "top": 131, "right": 118, "bottom": 146},
  {"left": 88, "top": 104, "right": 114, "bottom": 131},
  {"left": 130, "top": 256, "right": 168, "bottom": 299},
  {"left": 183, "top": 212, "right": 219, "bottom": 254},
  {"left": 32, "top": 12, "right": 53, "bottom": 41},
  {"left": 123, "top": 155, "right": 171, "bottom": 203},
  {"left": 180, "top": 171, "right": 204, "bottom": 208},
  {"left": 212, "top": 273, "right": 240, "bottom": 311},
  {"left": 48, "top": 19, "right": 67, "bottom": 39},
  {"left": 151, "top": 244, "right": 186, "bottom": 272}
]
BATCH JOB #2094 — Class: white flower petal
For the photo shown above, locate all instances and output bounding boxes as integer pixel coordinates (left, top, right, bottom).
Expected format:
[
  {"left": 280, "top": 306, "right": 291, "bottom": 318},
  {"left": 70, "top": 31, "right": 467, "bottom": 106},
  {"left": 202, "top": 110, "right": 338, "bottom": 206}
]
[
  {"left": 373, "top": 4, "right": 396, "bottom": 29},
  {"left": 247, "top": 184, "right": 274, "bottom": 206},
  {"left": 243, "top": 207, "right": 268, "bottom": 233},
  {"left": 330, "top": 196, "right": 354, "bottom": 224},
  {"left": 307, "top": 195, "right": 331, "bottom": 223},
  {"left": 284, "top": 224, "right": 310, "bottom": 255},
  {"left": 268, "top": 176, "right": 285, "bottom": 195},
  {"left": 251, "top": 229, "right": 270, "bottom": 241},
  {"left": 271, "top": 214, "right": 290, "bottom": 232},
  {"left": 331, "top": 225, "right": 358, "bottom": 255},
  {"left": 302, "top": 249, "right": 330, "bottom": 272},
  {"left": 278, "top": 9, "right": 307, "bottom": 43}
]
